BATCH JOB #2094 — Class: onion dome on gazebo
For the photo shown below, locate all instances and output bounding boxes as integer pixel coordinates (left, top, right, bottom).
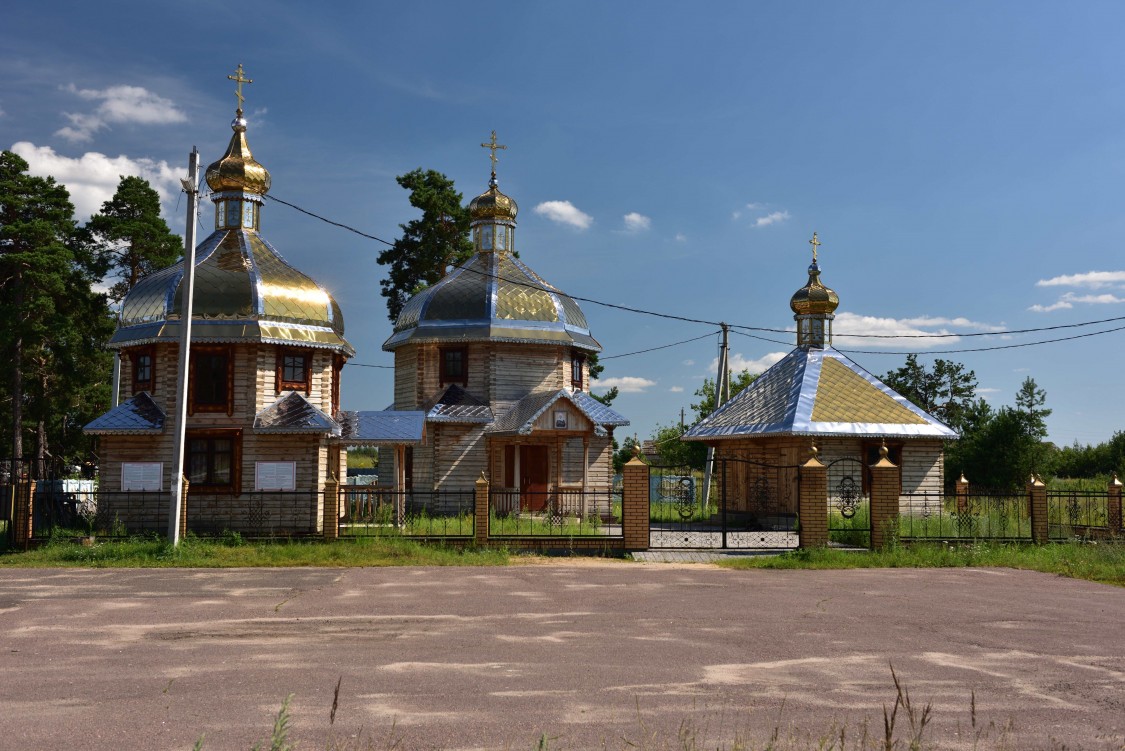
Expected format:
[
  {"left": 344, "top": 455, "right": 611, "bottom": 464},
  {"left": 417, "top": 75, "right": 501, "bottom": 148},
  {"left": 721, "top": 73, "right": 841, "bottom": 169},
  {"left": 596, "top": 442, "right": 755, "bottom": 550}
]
[
  {"left": 790, "top": 232, "right": 839, "bottom": 349},
  {"left": 109, "top": 68, "right": 352, "bottom": 356},
  {"left": 383, "top": 132, "right": 598, "bottom": 353}
]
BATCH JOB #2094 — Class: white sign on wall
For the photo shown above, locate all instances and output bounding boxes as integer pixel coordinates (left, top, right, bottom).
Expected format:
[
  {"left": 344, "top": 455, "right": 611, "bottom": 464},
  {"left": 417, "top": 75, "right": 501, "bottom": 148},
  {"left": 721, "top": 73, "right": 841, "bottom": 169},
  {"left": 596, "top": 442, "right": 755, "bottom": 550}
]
[
  {"left": 255, "top": 461, "right": 297, "bottom": 491},
  {"left": 121, "top": 462, "right": 163, "bottom": 491}
]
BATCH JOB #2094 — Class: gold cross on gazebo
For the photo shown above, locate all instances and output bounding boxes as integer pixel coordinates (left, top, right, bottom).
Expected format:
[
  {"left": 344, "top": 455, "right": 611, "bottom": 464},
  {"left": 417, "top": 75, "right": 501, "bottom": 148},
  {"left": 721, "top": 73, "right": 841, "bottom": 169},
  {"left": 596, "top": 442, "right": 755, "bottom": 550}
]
[
  {"left": 480, "top": 130, "right": 507, "bottom": 176},
  {"left": 809, "top": 232, "right": 822, "bottom": 263},
  {"left": 227, "top": 63, "right": 253, "bottom": 113}
]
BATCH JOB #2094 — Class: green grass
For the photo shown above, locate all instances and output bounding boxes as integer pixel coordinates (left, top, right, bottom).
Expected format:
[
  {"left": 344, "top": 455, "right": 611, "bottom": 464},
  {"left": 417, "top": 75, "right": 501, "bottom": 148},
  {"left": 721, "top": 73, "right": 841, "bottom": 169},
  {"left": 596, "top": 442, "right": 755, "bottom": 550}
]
[
  {"left": 0, "top": 533, "right": 508, "bottom": 568},
  {"left": 719, "top": 540, "right": 1125, "bottom": 586}
]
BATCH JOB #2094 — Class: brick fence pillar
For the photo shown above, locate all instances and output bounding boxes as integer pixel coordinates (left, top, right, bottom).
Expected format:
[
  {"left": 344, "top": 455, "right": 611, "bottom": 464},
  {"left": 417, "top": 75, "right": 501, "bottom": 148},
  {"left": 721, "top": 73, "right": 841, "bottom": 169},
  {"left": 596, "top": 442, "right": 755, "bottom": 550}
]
[
  {"left": 622, "top": 454, "right": 650, "bottom": 551},
  {"left": 798, "top": 445, "right": 828, "bottom": 548},
  {"left": 1108, "top": 474, "right": 1122, "bottom": 535},
  {"left": 869, "top": 442, "right": 901, "bottom": 550},
  {"left": 474, "top": 472, "right": 489, "bottom": 546},
  {"left": 1028, "top": 474, "right": 1048, "bottom": 544},
  {"left": 955, "top": 474, "right": 969, "bottom": 514},
  {"left": 12, "top": 480, "right": 35, "bottom": 551},
  {"left": 322, "top": 475, "right": 339, "bottom": 541}
]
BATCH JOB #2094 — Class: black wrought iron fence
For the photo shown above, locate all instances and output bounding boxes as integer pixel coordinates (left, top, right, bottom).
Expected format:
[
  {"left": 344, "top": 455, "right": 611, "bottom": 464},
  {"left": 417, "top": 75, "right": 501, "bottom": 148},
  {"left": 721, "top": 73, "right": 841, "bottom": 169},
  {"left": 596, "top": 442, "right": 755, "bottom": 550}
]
[
  {"left": 488, "top": 488, "right": 622, "bottom": 537},
  {"left": 1047, "top": 489, "right": 1109, "bottom": 540},
  {"left": 340, "top": 487, "right": 474, "bottom": 537},
  {"left": 899, "top": 490, "right": 1031, "bottom": 540}
]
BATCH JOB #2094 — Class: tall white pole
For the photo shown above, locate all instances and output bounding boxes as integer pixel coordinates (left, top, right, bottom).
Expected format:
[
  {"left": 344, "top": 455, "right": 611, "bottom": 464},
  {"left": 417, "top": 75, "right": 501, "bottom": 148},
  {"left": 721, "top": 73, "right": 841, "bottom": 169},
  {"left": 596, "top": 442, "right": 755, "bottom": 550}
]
[{"left": 168, "top": 147, "right": 201, "bottom": 545}]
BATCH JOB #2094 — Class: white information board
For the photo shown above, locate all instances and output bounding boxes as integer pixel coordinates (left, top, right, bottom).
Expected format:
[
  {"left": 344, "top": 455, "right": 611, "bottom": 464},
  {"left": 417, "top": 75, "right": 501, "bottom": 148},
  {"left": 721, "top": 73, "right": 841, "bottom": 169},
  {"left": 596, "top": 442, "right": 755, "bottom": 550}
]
[
  {"left": 255, "top": 461, "right": 297, "bottom": 491},
  {"left": 121, "top": 462, "right": 163, "bottom": 491}
]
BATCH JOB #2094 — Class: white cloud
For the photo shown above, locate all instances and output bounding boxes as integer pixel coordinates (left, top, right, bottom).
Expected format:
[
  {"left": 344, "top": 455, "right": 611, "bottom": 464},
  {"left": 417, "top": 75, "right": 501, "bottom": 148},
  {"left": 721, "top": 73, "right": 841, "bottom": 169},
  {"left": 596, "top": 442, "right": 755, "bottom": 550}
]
[
  {"left": 681, "top": 359, "right": 695, "bottom": 366},
  {"left": 977, "top": 387, "right": 1002, "bottom": 395},
  {"left": 669, "top": 386, "right": 684, "bottom": 393},
  {"left": 1028, "top": 300, "right": 1073, "bottom": 313},
  {"left": 744, "top": 202, "right": 765, "bottom": 210},
  {"left": 709, "top": 351, "right": 787, "bottom": 375},
  {"left": 11, "top": 141, "right": 182, "bottom": 221},
  {"left": 830, "top": 311, "right": 1003, "bottom": 348},
  {"left": 1036, "top": 270, "right": 1125, "bottom": 289},
  {"left": 594, "top": 376, "right": 656, "bottom": 393},
  {"left": 1029, "top": 290, "right": 1125, "bottom": 312},
  {"left": 534, "top": 200, "right": 592, "bottom": 230},
  {"left": 55, "top": 84, "right": 186, "bottom": 143},
  {"left": 622, "top": 212, "right": 651, "bottom": 232},
  {"left": 674, "top": 233, "right": 687, "bottom": 242},
  {"left": 754, "top": 210, "right": 791, "bottom": 228}
]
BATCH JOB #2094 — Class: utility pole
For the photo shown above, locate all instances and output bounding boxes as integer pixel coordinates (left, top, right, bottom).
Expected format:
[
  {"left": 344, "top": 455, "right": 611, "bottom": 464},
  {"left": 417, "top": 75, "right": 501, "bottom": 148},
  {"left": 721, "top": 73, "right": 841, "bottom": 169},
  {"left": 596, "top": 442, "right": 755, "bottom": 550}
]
[
  {"left": 701, "top": 323, "right": 730, "bottom": 510},
  {"left": 168, "top": 148, "right": 200, "bottom": 545}
]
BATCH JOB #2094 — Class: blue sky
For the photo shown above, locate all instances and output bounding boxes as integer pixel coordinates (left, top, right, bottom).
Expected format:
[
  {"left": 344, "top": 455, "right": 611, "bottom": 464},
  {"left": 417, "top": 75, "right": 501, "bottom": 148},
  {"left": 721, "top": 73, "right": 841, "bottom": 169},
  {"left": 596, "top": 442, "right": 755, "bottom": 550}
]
[{"left": 4, "top": 1, "right": 1125, "bottom": 449}]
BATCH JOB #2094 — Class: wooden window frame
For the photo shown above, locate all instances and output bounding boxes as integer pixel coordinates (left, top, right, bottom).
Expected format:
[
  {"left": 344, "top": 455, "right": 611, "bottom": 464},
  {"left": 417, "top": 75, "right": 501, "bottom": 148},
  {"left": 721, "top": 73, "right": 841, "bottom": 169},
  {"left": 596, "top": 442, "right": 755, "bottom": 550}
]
[
  {"left": 439, "top": 346, "right": 468, "bottom": 387},
  {"left": 276, "top": 349, "right": 312, "bottom": 395},
  {"left": 570, "top": 352, "right": 584, "bottom": 389},
  {"left": 131, "top": 347, "right": 156, "bottom": 394},
  {"left": 185, "top": 428, "right": 242, "bottom": 495},
  {"left": 188, "top": 346, "right": 234, "bottom": 416},
  {"left": 331, "top": 354, "right": 345, "bottom": 415}
]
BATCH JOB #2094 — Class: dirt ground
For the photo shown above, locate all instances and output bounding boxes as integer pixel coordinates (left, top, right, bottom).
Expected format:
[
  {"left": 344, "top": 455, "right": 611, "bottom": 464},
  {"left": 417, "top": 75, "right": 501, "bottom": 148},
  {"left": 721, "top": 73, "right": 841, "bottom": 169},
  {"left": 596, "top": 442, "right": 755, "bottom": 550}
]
[{"left": 0, "top": 562, "right": 1122, "bottom": 750}]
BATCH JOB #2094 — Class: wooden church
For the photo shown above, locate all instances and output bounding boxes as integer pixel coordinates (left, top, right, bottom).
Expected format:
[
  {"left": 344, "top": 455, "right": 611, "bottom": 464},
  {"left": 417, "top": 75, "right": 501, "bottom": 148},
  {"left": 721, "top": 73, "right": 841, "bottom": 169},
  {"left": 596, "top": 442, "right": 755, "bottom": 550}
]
[
  {"left": 83, "top": 71, "right": 425, "bottom": 535},
  {"left": 378, "top": 135, "right": 629, "bottom": 515},
  {"left": 683, "top": 235, "right": 957, "bottom": 512}
]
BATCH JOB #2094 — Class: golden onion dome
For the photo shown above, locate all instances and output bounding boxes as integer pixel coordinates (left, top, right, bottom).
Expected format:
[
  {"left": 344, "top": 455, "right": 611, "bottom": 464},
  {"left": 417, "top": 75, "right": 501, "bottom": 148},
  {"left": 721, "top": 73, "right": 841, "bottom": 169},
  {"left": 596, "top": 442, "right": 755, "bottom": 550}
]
[
  {"left": 205, "top": 114, "right": 271, "bottom": 195},
  {"left": 790, "top": 260, "right": 840, "bottom": 316},
  {"left": 468, "top": 176, "right": 518, "bottom": 221}
]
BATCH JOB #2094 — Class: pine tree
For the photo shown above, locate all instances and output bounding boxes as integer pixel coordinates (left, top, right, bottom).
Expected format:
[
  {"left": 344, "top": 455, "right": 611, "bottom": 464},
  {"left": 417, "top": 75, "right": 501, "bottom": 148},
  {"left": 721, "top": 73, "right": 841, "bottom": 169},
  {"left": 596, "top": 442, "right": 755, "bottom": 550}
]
[
  {"left": 377, "top": 169, "right": 473, "bottom": 321},
  {"left": 89, "top": 175, "right": 182, "bottom": 302},
  {"left": 0, "top": 151, "right": 113, "bottom": 476}
]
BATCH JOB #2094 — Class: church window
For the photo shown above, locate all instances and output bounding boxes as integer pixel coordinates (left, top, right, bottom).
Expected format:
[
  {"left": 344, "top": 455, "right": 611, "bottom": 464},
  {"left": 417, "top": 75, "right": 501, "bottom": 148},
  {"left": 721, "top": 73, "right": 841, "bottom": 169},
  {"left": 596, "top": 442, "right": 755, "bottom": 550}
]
[
  {"left": 132, "top": 348, "right": 155, "bottom": 393},
  {"left": 190, "top": 347, "right": 233, "bottom": 414},
  {"left": 242, "top": 201, "right": 256, "bottom": 229},
  {"left": 331, "top": 355, "right": 345, "bottom": 414},
  {"left": 186, "top": 429, "right": 241, "bottom": 493},
  {"left": 277, "top": 350, "right": 311, "bottom": 394},
  {"left": 440, "top": 347, "right": 468, "bottom": 386},
  {"left": 571, "top": 353, "right": 584, "bottom": 389}
]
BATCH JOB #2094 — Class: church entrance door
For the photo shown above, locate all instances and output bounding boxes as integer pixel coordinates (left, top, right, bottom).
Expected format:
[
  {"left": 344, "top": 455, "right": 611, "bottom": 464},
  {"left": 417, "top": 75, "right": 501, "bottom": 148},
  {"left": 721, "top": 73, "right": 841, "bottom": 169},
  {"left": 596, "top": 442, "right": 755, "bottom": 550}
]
[{"left": 520, "top": 445, "right": 549, "bottom": 512}]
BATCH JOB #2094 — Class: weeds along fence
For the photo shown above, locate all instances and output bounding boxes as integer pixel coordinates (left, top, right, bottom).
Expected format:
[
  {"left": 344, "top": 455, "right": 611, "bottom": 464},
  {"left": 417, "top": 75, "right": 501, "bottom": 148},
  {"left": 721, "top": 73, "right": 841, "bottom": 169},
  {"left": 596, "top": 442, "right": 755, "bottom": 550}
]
[
  {"left": 339, "top": 487, "right": 474, "bottom": 538},
  {"left": 899, "top": 490, "right": 1032, "bottom": 541},
  {"left": 1047, "top": 489, "right": 1111, "bottom": 540},
  {"left": 30, "top": 487, "right": 327, "bottom": 541},
  {"left": 488, "top": 488, "right": 623, "bottom": 537}
]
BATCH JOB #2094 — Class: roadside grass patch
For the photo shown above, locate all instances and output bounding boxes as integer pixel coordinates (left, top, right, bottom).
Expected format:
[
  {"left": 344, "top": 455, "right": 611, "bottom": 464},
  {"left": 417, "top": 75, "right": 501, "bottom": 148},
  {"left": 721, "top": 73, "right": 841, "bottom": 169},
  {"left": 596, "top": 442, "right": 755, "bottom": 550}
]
[
  {"left": 0, "top": 533, "right": 508, "bottom": 568},
  {"left": 718, "top": 541, "right": 1125, "bottom": 586}
]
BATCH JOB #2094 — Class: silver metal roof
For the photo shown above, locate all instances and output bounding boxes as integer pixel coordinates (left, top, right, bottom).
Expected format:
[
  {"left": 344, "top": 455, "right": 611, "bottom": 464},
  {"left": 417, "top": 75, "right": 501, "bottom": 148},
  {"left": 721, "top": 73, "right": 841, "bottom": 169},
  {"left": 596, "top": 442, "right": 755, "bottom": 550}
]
[
  {"left": 383, "top": 251, "right": 600, "bottom": 352},
  {"left": 83, "top": 392, "right": 165, "bottom": 435},
  {"left": 487, "top": 389, "right": 630, "bottom": 437},
  {"left": 111, "top": 228, "right": 353, "bottom": 355},
  {"left": 338, "top": 410, "right": 426, "bottom": 446},
  {"left": 684, "top": 347, "right": 957, "bottom": 440},
  {"left": 422, "top": 385, "right": 494, "bottom": 424},
  {"left": 253, "top": 392, "right": 341, "bottom": 435}
]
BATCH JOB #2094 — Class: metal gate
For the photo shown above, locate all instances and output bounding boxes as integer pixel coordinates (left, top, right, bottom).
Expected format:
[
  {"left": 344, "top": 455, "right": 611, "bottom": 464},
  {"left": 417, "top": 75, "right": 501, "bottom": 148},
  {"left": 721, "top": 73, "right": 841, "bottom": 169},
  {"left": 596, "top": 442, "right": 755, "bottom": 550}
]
[
  {"left": 826, "top": 457, "right": 871, "bottom": 548},
  {"left": 649, "top": 458, "right": 800, "bottom": 549}
]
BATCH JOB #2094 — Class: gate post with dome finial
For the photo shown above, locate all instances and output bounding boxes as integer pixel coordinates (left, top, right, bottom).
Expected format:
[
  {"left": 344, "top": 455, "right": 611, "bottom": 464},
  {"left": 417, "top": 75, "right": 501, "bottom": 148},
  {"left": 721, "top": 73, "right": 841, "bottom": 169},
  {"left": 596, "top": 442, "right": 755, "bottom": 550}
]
[
  {"left": 869, "top": 440, "right": 900, "bottom": 550},
  {"left": 622, "top": 443, "right": 650, "bottom": 551},
  {"left": 798, "top": 443, "right": 827, "bottom": 548}
]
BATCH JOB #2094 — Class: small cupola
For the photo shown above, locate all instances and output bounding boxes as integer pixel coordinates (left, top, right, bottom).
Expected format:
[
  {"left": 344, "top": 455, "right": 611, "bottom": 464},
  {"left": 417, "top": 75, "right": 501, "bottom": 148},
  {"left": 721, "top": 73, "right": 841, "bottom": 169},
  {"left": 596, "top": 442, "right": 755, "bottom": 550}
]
[
  {"left": 468, "top": 131, "right": 518, "bottom": 253},
  {"left": 204, "top": 64, "right": 270, "bottom": 232},
  {"left": 790, "top": 232, "right": 839, "bottom": 349}
]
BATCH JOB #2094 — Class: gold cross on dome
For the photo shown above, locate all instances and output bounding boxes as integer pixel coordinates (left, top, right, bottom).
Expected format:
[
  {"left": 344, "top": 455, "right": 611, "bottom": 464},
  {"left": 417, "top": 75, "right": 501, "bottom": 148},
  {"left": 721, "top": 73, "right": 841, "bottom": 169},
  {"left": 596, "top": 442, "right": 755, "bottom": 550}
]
[
  {"left": 227, "top": 63, "right": 253, "bottom": 112},
  {"left": 809, "top": 232, "right": 822, "bottom": 262},
  {"left": 480, "top": 130, "right": 507, "bottom": 174}
]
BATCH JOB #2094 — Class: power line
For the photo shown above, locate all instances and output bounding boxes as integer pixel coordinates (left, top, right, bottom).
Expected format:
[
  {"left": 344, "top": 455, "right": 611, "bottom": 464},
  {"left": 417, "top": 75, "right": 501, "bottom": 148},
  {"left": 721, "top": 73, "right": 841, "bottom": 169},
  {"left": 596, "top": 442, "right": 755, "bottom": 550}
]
[
  {"left": 599, "top": 331, "right": 721, "bottom": 360},
  {"left": 249, "top": 184, "right": 1125, "bottom": 351}
]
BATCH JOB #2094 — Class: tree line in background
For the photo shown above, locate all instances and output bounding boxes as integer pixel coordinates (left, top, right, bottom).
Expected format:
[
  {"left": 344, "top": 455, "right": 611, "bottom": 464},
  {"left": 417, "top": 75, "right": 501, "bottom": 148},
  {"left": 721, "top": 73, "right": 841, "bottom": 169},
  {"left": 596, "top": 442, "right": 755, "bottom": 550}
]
[
  {"left": 0, "top": 151, "right": 180, "bottom": 478},
  {"left": 640, "top": 352, "right": 1124, "bottom": 490}
]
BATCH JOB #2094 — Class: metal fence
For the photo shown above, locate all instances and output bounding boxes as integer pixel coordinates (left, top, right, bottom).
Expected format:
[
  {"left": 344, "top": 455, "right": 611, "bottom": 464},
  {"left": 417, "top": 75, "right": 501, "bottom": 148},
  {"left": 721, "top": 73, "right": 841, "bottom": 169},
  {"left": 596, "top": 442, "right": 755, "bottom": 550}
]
[
  {"left": 1047, "top": 490, "right": 1110, "bottom": 540},
  {"left": 340, "top": 486, "right": 474, "bottom": 538},
  {"left": 899, "top": 490, "right": 1032, "bottom": 541},
  {"left": 488, "top": 488, "right": 622, "bottom": 537}
]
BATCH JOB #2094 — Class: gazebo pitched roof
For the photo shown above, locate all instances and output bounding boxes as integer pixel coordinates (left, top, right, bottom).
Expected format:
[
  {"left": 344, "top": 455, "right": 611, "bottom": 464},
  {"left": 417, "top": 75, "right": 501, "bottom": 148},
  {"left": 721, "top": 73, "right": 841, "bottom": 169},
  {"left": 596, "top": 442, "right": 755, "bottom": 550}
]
[{"left": 684, "top": 347, "right": 956, "bottom": 441}]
